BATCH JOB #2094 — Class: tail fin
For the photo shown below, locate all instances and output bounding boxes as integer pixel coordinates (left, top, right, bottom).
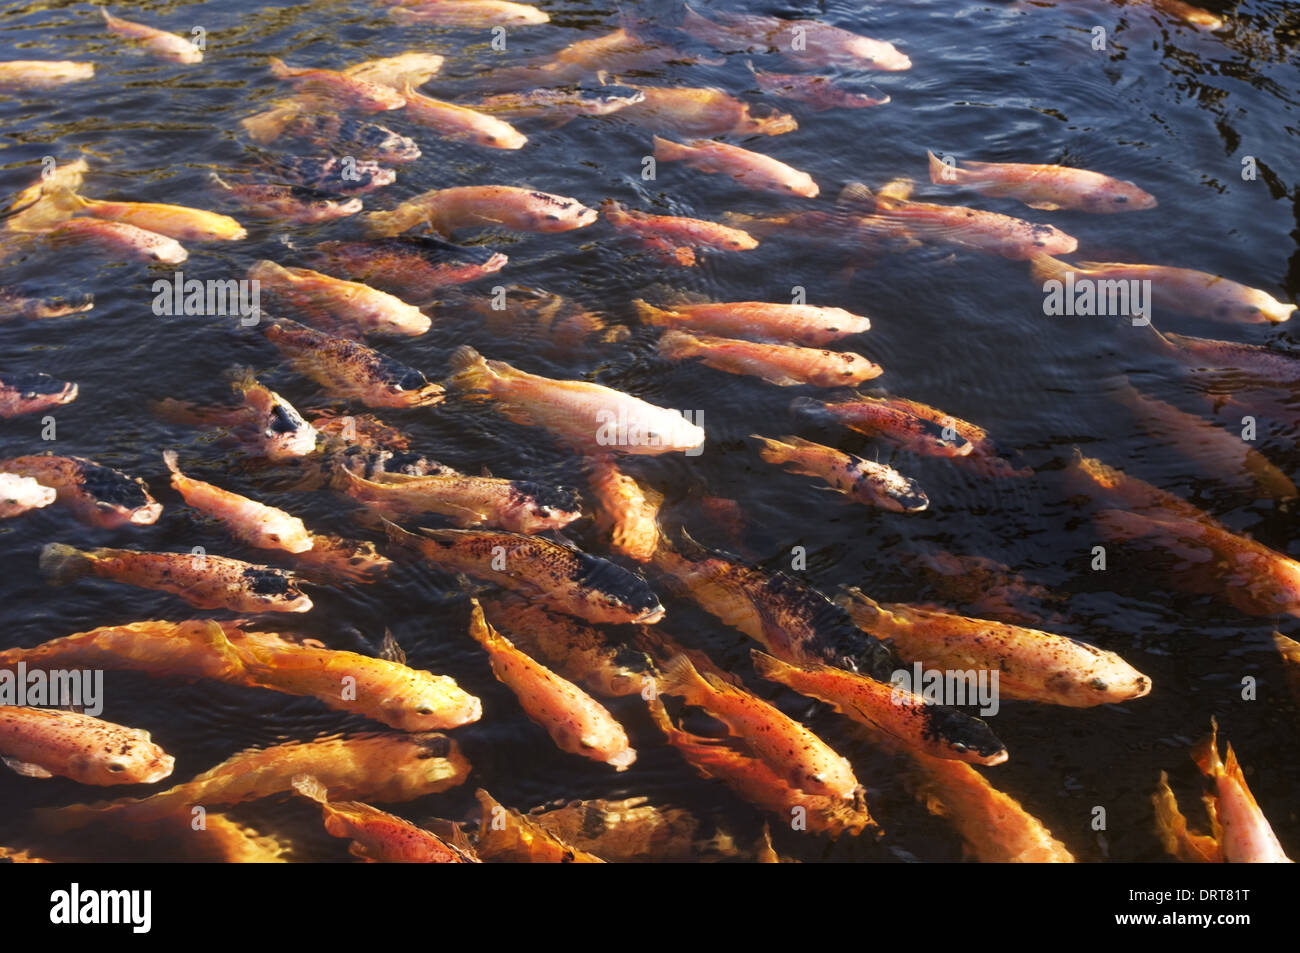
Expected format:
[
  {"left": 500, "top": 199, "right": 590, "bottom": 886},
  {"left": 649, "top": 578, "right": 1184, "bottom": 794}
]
[
  {"left": 39, "top": 543, "right": 93, "bottom": 586},
  {"left": 652, "top": 136, "right": 691, "bottom": 163},
  {"left": 1191, "top": 717, "right": 1224, "bottom": 779},
  {"left": 268, "top": 57, "right": 293, "bottom": 80},
  {"left": 161, "top": 449, "right": 181, "bottom": 477},
  {"left": 837, "top": 182, "right": 877, "bottom": 211},
  {"left": 927, "top": 150, "right": 956, "bottom": 185},
  {"left": 445, "top": 345, "right": 494, "bottom": 394},
  {"left": 656, "top": 653, "right": 712, "bottom": 703},
  {"left": 836, "top": 586, "right": 885, "bottom": 622},
  {"left": 750, "top": 648, "right": 797, "bottom": 682},
  {"left": 100, "top": 7, "right": 119, "bottom": 29},
  {"left": 1028, "top": 254, "right": 1069, "bottom": 285},
  {"left": 632, "top": 299, "right": 679, "bottom": 327},
  {"left": 656, "top": 329, "right": 701, "bottom": 360},
  {"left": 1152, "top": 770, "right": 1222, "bottom": 862},
  {"left": 290, "top": 773, "right": 329, "bottom": 804}
]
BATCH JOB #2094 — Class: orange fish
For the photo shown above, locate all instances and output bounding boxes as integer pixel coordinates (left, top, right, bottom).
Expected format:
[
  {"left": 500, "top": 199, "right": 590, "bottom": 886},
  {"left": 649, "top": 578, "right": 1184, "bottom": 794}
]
[
  {"left": 928, "top": 152, "right": 1155, "bottom": 213},
  {"left": 249, "top": 260, "right": 430, "bottom": 337},
  {"left": 0, "top": 455, "right": 161, "bottom": 528},
  {"left": 0, "top": 472, "right": 56, "bottom": 518},
  {"left": 0, "top": 707, "right": 174, "bottom": 786},
  {"left": 618, "top": 83, "right": 797, "bottom": 137},
  {"left": 603, "top": 200, "right": 757, "bottom": 255},
  {"left": 754, "top": 434, "right": 929, "bottom": 513},
  {"left": 474, "top": 789, "right": 605, "bottom": 862},
  {"left": 586, "top": 455, "right": 662, "bottom": 562},
  {"left": 47, "top": 218, "right": 187, "bottom": 263},
  {"left": 364, "top": 185, "right": 597, "bottom": 238},
  {"left": 268, "top": 57, "right": 405, "bottom": 112},
  {"left": 653, "top": 136, "right": 818, "bottom": 197},
  {"left": 0, "top": 60, "right": 94, "bottom": 90},
  {"left": 659, "top": 330, "right": 880, "bottom": 387},
  {"left": 634, "top": 299, "right": 867, "bottom": 346},
  {"left": 100, "top": 8, "right": 202, "bottom": 64},
  {"left": 399, "top": 82, "right": 527, "bottom": 149},
  {"left": 164, "top": 450, "right": 314, "bottom": 553}
]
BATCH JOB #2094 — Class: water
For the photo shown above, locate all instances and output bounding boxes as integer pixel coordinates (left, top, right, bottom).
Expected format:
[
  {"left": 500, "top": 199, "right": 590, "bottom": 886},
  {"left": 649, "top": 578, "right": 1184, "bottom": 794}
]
[{"left": 1, "top": 0, "right": 1298, "bottom": 862}]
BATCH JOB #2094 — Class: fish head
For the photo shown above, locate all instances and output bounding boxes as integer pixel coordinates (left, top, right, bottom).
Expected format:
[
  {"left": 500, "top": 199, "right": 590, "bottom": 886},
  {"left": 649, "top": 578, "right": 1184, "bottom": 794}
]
[
  {"left": 1083, "top": 181, "right": 1158, "bottom": 213},
  {"left": 393, "top": 733, "right": 470, "bottom": 796},
  {"left": 574, "top": 551, "right": 666, "bottom": 623},
  {"left": 260, "top": 394, "right": 318, "bottom": 460},
  {"left": 83, "top": 733, "right": 176, "bottom": 785},
  {"left": 1225, "top": 292, "right": 1296, "bottom": 325},
  {"left": 923, "top": 706, "right": 1008, "bottom": 765},
  {"left": 524, "top": 192, "right": 599, "bottom": 231},
  {"left": 736, "top": 104, "right": 798, "bottom": 136},
  {"left": 387, "top": 674, "right": 483, "bottom": 731},
  {"left": 382, "top": 367, "right": 446, "bottom": 407},
  {"left": 847, "top": 39, "right": 911, "bottom": 71},
  {"left": 1021, "top": 223, "right": 1077, "bottom": 258},
  {"left": 506, "top": 481, "right": 583, "bottom": 533},
  {"left": 78, "top": 464, "right": 163, "bottom": 527}
]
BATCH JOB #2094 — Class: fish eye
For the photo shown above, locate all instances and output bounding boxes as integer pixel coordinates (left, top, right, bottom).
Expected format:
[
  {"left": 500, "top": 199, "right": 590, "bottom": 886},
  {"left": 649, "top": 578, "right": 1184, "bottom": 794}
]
[
  {"left": 1113, "top": 195, "right": 1129, "bottom": 203},
  {"left": 416, "top": 706, "right": 435, "bottom": 715},
  {"left": 545, "top": 213, "right": 560, "bottom": 222},
  {"left": 951, "top": 743, "right": 968, "bottom": 753},
  {"left": 1033, "top": 240, "right": 1047, "bottom": 247},
  {"left": 107, "top": 763, "right": 126, "bottom": 773}
]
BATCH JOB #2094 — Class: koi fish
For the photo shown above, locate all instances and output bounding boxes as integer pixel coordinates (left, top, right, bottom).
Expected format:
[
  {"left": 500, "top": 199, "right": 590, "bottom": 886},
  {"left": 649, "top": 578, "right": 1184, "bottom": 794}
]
[
  {"left": 47, "top": 218, "right": 188, "bottom": 264},
  {"left": 399, "top": 82, "right": 528, "bottom": 149},
  {"left": 209, "top": 174, "right": 362, "bottom": 224},
  {"left": 748, "top": 63, "right": 890, "bottom": 110},
  {"left": 681, "top": 4, "right": 911, "bottom": 71},
  {"left": 659, "top": 330, "right": 881, "bottom": 387},
  {"left": 0, "top": 707, "right": 173, "bottom": 786},
  {"left": 342, "top": 51, "right": 446, "bottom": 90},
  {"left": 0, "top": 455, "right": 161, "bottom": 528},
  {"left": 0, "top": 61, "right": 94, "bottom": 90},
  {"left": 754, "top": 434, "right": 929, "bottom": 513},
  {"left": 791, "top": 395, "right": 972, "bottom": 457},
  {"left": 163, "top": 450, "right": 314, "bottom": 553},
  {"left": 635, "top": 299, "right": 868, "bottom": 346},
  {"left": 249, "top": 260, "right": 430, "bottom": 337},
  {"left": 268, "top": 57, "right": 406, "bottom": 112},
  {"left": 586, "top": 455, "right": 662, "bottom": 562},
  {"left": 100, "top": 8, "right": 202, "bottom": 64},
  {"left": 364, "top": 185, "right": 597, "bottom": 238},
  {"left": 65, "top": 193, "right": 245, "bottom": 241},
  {"left": 231, "top": 370, "right": 320, "bottom": 460},
  {"left": 928, "top": 152, "right": 1156, "bottom": 212},
  {"left": 653, "top": 136, "right": 818, "bottom": 197},
  {"left": 307, "top": 238, "right": 507, "bottom": 303},
  {"left": 387, "top": 0, "right": 550, "bottom": 27},
  {"left": 0, "top": 372, "right": 77, "bottom": 418},
  {"left": 618, "top": 83, "right": 798, "bottom": 137},
  {"left": 0, "top": 473, "right": 56, "bottom": 518}
]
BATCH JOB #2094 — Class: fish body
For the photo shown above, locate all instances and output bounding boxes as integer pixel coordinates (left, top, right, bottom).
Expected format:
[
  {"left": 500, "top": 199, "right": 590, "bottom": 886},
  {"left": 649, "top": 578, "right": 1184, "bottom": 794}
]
[
  {"left": 0, "top": 707, "right": 173, "bottom": 786},
  {"left": 231, "top": 372, "right": 320, "bottom": 460},
  {"left": 268, "top": 57, "right": 406, "bottom": 112},
  {"left": 386, "top": 521, "right": 665, "bottom": 625},
  {"left": 755, "top": 434, "right": 929, "bottom": 512},
  {"left": 749, "top": 64, "right": 889, "bottom": 110},
  {"left": 619, "top": 84, "right": 797, "bottom": 137},
  {"left": 0, "top": 61, "right": 94, "bottom": 90},
  {"left": 0, "top": 288, "right": 93, "bottom": 320},
  {"left": 0, "top": 473, "right": 56, "bottom": 518},
  {"left": 69, "top": 194, "right": 245, "bottom": 242},
  {"left": 467, "top": 600, "right": 636, "bottom": 770},
  {"left": 388, "top": 1, "right": 550, "bottom": 27},
  {"left": 475, "top": 789, "right": 605, "bottom": 862},
  {"left": 681, "top": 5, "right": 910, "bottom": 70},
  {"left": 399, "top": 82, "right": 528, "bottom": 149},
  {"left": 837, "top": 589, "right": 1151, "bottom": 707},
  {"left": 653, "top": 136, "right": 818, "bottom": 197},
  {"left": 455, "top": 286, "right": 618, "bottom": 357},
  {"left": 586, "top": 455, "right": 661, "bottom": 562},
  {"left": 267, "top": 156, "right": 396, "bottom": 195},
  {"left": 792, "top": 395, "right": 971, "bottom": 457},
  {"left": 476, "top": 84, "right": 645, "bottom": 121},
  {"left": 929, "top": 152, "right": 1156, "bottom": 212},
  {"left": 604, "top": 200, "right": 757, "bottom": 254},
  {"left": 163, "top": 450, "right": 313, "bottom": 553},
  {"left": 48, "top": 218, "right": 188, "bottom": 263},
  {"left": 850, "top": 394, "right": 1028, "bottom": 476},
  {"left": 0, "top": 455, "right": 161, "bottom": 528},
  {"left": 447, "top": 345, "right": 704, "bottom": 455},
  {"left": 249, "top": 260, "right": 430, "bottom": 337},
  {"left": 1157, "top": 331, "right": 1300, "bottom": 384},
  {"left": 342, "top": 51, "right": 446, "bottom": 90},
  {"left": 308, "top": 237, "right": 506, "bottom": 303},
  {"left": 40, "top": 543, "right": 313, "bottom": 614},
  {"left": 364, "top": 185, "right": 597, "bottom": 237},
  {"left": 660, "top": 330, "right": 880, "bottom": 386},
  {"left": 100, "top": 8, "right": 202, "bottom": 64},
  {"left": 1063, "top": 451, "right": 1220, "bottom": 527},
  {"left": 264, "top": 319, "right": 445, "bottom": 408},
  {"left": 209, "top": 174, "right": 362, "bottom": 224},
  {"left": 635, "top": 299, "right": 866, "bottom": 346},
  {"left": 0, "top": 373, "right": 77, "bottom": 418}
]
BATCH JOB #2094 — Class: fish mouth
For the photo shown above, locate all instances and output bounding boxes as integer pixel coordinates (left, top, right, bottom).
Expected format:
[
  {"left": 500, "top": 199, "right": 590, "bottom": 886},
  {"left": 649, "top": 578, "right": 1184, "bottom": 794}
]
[
  {"left": 632, "top": 605, "right": 666, "bottom": 624},
  {"left": 140, "top": 755, "right": 176, "bottom": 784},
  {"left": 606, "top": 747, "right": 638, "bottom": 771},
  {"left": 129, "top": 503, "right": 164, "bottom": 525}
]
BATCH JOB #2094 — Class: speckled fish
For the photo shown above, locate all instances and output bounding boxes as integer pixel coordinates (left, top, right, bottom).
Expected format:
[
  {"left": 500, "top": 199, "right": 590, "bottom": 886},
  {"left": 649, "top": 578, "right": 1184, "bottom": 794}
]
[
  {"left": 475, "top": 83, "right": 645, "bottom": 123},
  {"left": 618, "top": 84, "right": 797, "bottom": 137},
  {"left": 646, "top": 696, "right": 875, "bottom": 837},
  {"left": 264, "top": 319, "right": 445, "bottom": 408},
  {"left": 2, "top": 158, "right": 87, "bottom": 233},
  {"left": 292, "top": 774, "right": 477, "bottom": 862},
  {"left": 525, "top": 796, "right": 711, "bottom": 862},
  {"left": 37, "top": 732, "right": 470, "bottom": 833},
  {"left": 100, "top": 8, "right": 202, "bottom": 64},
  {"left": 467, "top": 599, "right": 636, "bottom": 770},
  {"left": 387, "top": 521, "right": 665, "bottom": 624},
  {"left": 660, "top": 330, "right": 880, "bottom": 387},
  {"left": 653, "top": 136, "right": 818, "bottom": 197},
  {"left": 474, "top": 789, "right": 605, "bottom": 862},
  {"left": 682, "top": 4, "right": 910, "bottom": 70},
  {"left": 837, "top": 588, "right": 1152, "bottom": 707},
  {"left": 364, "top": 185, "right": 597, "bottom": 237},
  {"left": 278, "top": 533, "right": 393, "bottom": 586},
  {"left": 478, "top": 593, "right": 657, "bottom": 698},
  {"left": 1153, "top": 328, "right": 1300, "bottom": 385},
  {"left": 230, "top": 370, "right": 320, "bottom": 460},
  {"left": 335, "top": 462, "right": 582, "bottom": 534},
  {"left": 899, "top": 550, "right": 1059, "bottom": 627},
  {"left": 929, "top": 153, "right": 1155, "bottom": 213},
  {"left": 1155, "top": 719, "right": 1291, "bottom": 863},
  {"left": 40, "top": 543, "right": 313, "bottom": 613},
  {"left": 249, "top": 260, "right": 430, "bottom": 337},
  {"left": 751, "top": 650, "right": 1008, "bottom": 765},
  {"left": 209, "top": 174, "right": 362, "bottom": 224},
  {"left": 1033, "top": 255, "right": 1293, "bottom": 324},
  {"left": 0, "top": 288, "right": 93, "bottom": 320},
  {"left": 658, "top": 653, "right": 859, "bottom": 799},
  {"left": 65, "top": 193, "right": 245, "bottom": 241},
  {"left": 586, "top": 455, "right": 661, "bottom": 562},
  {"left": 0, "top": 455, "right": 161, "bottom": 528},
  {"left": 0, "top": 707, "right": 173, "bottom": 786},
  {"left": 307, "top": 238, "right": 507, "bottom": 303},
  {"left": 839, "top": 181, "right": 1077, "bottom": 260},
  {"left": 387, "top": 0, "right": 550, "bottom": 26},
  {"left": 0, "top": 473, "right": 55, "bottom": 518},
  {"left": 792, "top": 395, "right": 972, "bottom": 457},
  {"left": 1095, "top": 507, "right": 1300, "bottom": 619},
  {"left": 1113, "top": 381, "right": 1296, "bottom": 500},
  {"left": 163, "top": 450, "right": 314, "bottom": 553},
  {"left": 842, "top": 394, "right": 1030, "bottom": 476},
  {"left": 447, "top": 345, "right": 704, "bottom": 455},
  {"left": 604, "top": 201, "right": 757, "bottom": 258},
  {"left": 342, "top": 51, "right": 446, "bottom": 90},
  {"left": 267, "top": 156, "right": 395, "bottom": 197},
  {"left": 399, "top": 82, "right": 527, "bottom": 149},
  {"left": 0, "top": 372, "right": 77, "bottom": 418},
  {"left": 755, "top": 434, "right": 929, "bottom": 513},
  {"left": 1063, "top": 450, "right": 1220, "bottom": 527},
  {"left": 243, "top": 105, "right": 421, "bottom": 163},
  {"left": 269, "top": 57, "right": 405, "bottom": 112},
  {"left": 748, "top": 62, "right": 890, "bottom": 110},
  {"left": 452, "top": 286, "right": 623, "bottom": 357},
  {"left": 0, "top": 61, "right": 94, "bottom": 90},
  {"left": 47, "top": 218, "right": 188, "bottom": 264},
  {"left": 635, "top": 299, "right": 867, "bottom": 345}
]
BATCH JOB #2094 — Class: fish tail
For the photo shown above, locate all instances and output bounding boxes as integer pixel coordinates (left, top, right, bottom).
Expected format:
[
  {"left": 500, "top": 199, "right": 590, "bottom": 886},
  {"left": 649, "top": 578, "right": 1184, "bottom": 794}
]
[
  {"left": 1191, "top": 717, "right": 1224, "bottom": 779},
  {"left": 1028, "top": 254, "right": 1069, "bottom": 284},
  {"left": 750, "top": 648, "right": 797, "bottom": 682},
  {"left": 657, "top": 329, "right": 701, "bottom": 359},
  {"left": 751, "top": 433, "right": 792, "bottom": 464},
  {"left": 290, "top": 773, "right": 329, "bottom": 804},
  {"left": 837, "top": 586, "right": 885, "bottom": 621},
  {"left": 268, "top": 56, "right": 292, "bottom": 79},
  {"left": 837, "top": 181, "right": 876, "bottom": 210},
  {"left": 652, "top": 136, "right": 691, "bottom": 163},
  {"left": 161, "top": 449, "right": 181, "bottom": 477},
  {"left": 445, "top": 345, "right": 495, "bottom": 395},
  {"left": 39, "top": 543, "right": 94, "bottom": 586},
  {"left": 632, "top": 299, "right": 677, "bottom": 327},
  {"left": 657, "top": 653, "right": 712, "bottom": 704},
  {"left": 927, "top": 150, "right": 953, "bottom": 184},
  {"left": 466, "top": 598, "right": 505, "bottom": 650},
  {"left": 1152, "top": 770, "right": 1187, "bottom": 856},
  {"left": 100, "top": 7, "right": 118, "bottom": 28}
]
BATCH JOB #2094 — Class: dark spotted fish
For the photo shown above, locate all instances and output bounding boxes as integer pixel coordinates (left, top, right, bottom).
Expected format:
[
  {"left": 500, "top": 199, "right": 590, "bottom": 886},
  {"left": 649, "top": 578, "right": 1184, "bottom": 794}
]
[
  {"left": 209, "top": 174, "right": 361, "bottom": 224},
  {"left": 265, "top": 156, "right": 396, "bottom": 196},
  {"left": 0, "top": 372, "right": 77, "bottom": 418},
  {"left": 277, "top": 113, "right": 421, "bottom": 163},
  {"left": 0, "top": 455, "right": 161, "bottom": 528},
  {"left": 307, "top": 237, "right": 507, "bottom": 303}
]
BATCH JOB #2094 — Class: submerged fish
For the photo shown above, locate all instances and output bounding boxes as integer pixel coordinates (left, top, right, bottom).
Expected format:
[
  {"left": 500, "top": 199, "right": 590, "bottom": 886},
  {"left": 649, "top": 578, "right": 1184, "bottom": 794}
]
[
  {"left": 792, "top": 395, "right": 972, "bottom": 457},
  {"left": 3, "top": 158, "right": 87, "bottom": 233},
  {"left": 399, "top": 82, "right": 528, "bottom": 149},
  {"left": 681, "top": 4, "right": 911, "bottom": 71},
  {"left": 307, "top": 237, "right": 507, "bottom": 303},
  {"left": 0, "top": 473, "right": 56, "bottom": 518},
  {"left": 37, "top": 732, "right": 471, "bottom": 833},
  {"left": 0, "top": 372, "right": 77, "bottom": 418},
  {"left": 292, "top": 774, "right": 476, "bottom": 862},
  {"left": 446, "top": 345, "right": 705, "bottom": 455},
  {"left": 268, "top": 57, "right": 406, "bottom": 112},
  {"left": 364, "top": 185, "right": 597, "bottom": 238},
  {"left": 231, "top": 370, "right": 320, "bottom": 460},
  {"left": 635, "top": 299, "right": 867, "bottom": 346},
  {"left": 47, "top": 218, "right": 188, "bottom": 264},
  {"left": 1032, "top": 255, "right": 1294, "bottom": 324},
  {"left": 265, "top": 156, "right": 396, "bottom": 196},
  {"left": 164, "top": 450, "right": 314, "bottom": 553},
  {"left": 659, "top": 330, "right": 880, "bottom": 387},
  {"left": 342, "top": 50, "right": 446, "bottom": 90},
  {"left": 467, "top": 599, "right": 636, "bottom": 770},
  {"left": 475, "top": 83, "right": 645, "bottom": 123},
  {"left": 1154, "top": 329, "right": 1300, "bottom": 386},
  {"left": 40, "top": 543, "right": 314, "bottom": 614},
  {"left": 837, "top": 588, "right": 1152, "bottom": 707},
  {"left": 249, "top": 260, "right": 430, "bottom": 337},
  {"left": 387, "top": 0, "right": 550, "bottom": 27},
  {"left": 525, "top": 796, "right": 713, "bottom": 862},
  {"left": 0, "top": 288, "right": 93, "bottom": 320},
  {"left": 0, "top": 61, "right": 94, "bottom": 90},
  {"left": 653, "top": 136, "right": 818, "bottom": 197},
  {"left": 243, "top": 106, "right": 421, "bottom": 163},
  {"left": 754, "top": 434, "right": 929, "bottom": 513},
  {"left": 0, "top": 455, "right": 161, "bottom": 528},
  {"left": 603, "top": 200, "right": 757, "bottom": 265},
  {"left": 100, "top": 8, "right": 202, "bottom": 65},
  {"left": 618, "top": 83, "right": 796, "bottom": 137},
  {"left": 474, "top": 789, "right": 605, "bottom": 862},
  {"left": 66, "top": 193, "right": 245, "bottom": 242},
  {"left": 264, "top": 319, "right": 445, "bottom": 408},
  {"left": 385, "top": 521, "right": 666, "bottom": 625},
  {"left": 209, "top": 174, "right": 362, "bottom": 224},
  {"left": 586, "top": 455, "right": 662, "bottom": 563},
  {"left": 0, "top": 707, "right": 173, "bottom": 786},
  {"left": 451, "top": 286, "right": 621, "bottom": 357},
  {"left": 928, "top": 152, "right": 1156, "bottom": 213},
  {"left": 748, "top": 63, "right": 890, "bottom": 110}
]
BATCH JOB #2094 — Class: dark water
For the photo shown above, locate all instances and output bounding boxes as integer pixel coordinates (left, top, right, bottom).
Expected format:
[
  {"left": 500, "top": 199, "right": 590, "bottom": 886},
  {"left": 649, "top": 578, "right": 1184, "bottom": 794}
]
[{"left": 1, "top": 0, "right": 1298, "bottom": 862}]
